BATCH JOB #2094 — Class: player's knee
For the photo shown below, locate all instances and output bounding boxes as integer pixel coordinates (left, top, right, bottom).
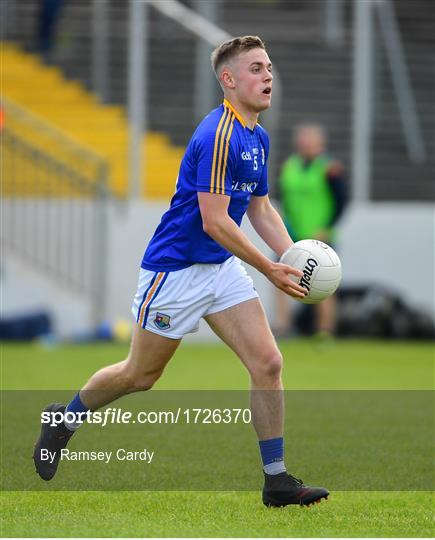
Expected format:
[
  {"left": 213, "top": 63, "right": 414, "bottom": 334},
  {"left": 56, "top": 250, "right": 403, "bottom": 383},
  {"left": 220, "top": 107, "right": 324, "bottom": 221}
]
[
  {"left": 129, "top": 370, "right": 162, "bottom": 392},
  {"left": 252, "top": 350, "right": 283, "bottom": 381},
  {"left": 264, "top": 351, "right": 283, "bottom": 379},
  {"left": 121, "top": 364, "right": 163, "bottom": 393}
]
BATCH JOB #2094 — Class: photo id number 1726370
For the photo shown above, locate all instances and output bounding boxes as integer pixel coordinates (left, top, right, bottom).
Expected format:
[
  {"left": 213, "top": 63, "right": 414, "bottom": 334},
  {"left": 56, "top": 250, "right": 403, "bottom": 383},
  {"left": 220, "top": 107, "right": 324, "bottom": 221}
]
[{"left": 183, "top": 408, "right": 251, "bottom": 424}]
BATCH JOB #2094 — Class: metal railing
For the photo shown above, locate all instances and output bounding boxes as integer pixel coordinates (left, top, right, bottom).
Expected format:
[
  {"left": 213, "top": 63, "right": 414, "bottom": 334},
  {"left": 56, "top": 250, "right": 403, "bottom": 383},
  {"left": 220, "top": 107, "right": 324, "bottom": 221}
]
[
  {"left": 352, "top": 0, "right": 426, "bottom": 201},
  {"left": 1, "top": 129, "right": 109, "bottom": 328},
  {"left": 2, "top": 97, "right": 107, "bottom": 183}
]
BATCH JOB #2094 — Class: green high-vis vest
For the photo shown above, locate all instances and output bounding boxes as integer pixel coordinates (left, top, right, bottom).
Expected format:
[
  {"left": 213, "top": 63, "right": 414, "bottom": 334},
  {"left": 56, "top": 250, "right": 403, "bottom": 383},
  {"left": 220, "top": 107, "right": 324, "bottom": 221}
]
[{"left": 279, "top": 155, "right": 335, "bottom": 241}]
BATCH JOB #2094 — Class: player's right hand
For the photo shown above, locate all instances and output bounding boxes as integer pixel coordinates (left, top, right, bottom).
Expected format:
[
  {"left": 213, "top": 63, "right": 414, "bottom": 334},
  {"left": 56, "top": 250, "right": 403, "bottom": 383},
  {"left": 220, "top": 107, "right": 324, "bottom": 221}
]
[{"left": 266, "top": 262, "right": 307, "bottom": 299}]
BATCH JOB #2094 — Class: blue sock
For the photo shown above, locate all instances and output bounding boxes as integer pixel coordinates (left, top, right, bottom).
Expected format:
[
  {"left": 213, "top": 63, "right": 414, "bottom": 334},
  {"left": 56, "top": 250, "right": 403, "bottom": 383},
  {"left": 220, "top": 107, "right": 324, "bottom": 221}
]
[
  {"left": 64, "top": 392, "right": 89, "bottom": 430},
  {"left": 259, "top": 437, "right": 286, "bottom": 475}
]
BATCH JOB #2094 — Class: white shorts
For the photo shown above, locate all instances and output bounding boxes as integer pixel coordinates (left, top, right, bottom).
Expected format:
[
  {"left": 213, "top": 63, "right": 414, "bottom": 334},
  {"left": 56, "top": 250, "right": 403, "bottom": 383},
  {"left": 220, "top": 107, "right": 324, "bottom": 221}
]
[{"left": 131, "top": 256, "right": 259, "bottom": 339}]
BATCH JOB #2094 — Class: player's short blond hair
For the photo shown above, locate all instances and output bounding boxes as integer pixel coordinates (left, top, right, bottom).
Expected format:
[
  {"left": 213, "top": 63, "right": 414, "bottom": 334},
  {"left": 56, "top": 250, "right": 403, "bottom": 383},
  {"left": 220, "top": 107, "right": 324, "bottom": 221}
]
[{"left": 211, "top": 35, "right": 266, "bottom": 77}]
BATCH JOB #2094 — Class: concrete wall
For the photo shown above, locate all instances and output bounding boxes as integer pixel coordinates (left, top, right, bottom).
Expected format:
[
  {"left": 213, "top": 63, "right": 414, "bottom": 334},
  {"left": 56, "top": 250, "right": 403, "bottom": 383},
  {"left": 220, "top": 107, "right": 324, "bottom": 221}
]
[
  {"left": 338, "top": 202, "right": 434, "bottom": 317},
  {"left": 1, "top": 249, "right": 93, "bottom": 337},
  {"left": 2, "top": 200, "right": 434, "bottom": 338}
]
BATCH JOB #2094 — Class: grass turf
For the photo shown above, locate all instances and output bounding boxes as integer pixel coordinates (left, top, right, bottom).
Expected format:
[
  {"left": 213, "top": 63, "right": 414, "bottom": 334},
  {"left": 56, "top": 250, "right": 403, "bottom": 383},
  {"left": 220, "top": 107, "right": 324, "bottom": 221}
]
[
  {"left": 2, "top": 491, "right": 433, "bottom": 537},
  {"left": 2, "top": 338, "right": 433, "bottom": 390},
  {"left": 1, "top": 338, "right": 433, "bottom": 537}
]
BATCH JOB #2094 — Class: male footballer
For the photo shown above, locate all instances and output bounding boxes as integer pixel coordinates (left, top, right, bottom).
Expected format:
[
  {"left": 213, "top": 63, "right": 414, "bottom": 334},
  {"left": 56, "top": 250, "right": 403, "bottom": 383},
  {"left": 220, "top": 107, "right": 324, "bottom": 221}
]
[{"left": 34, "top": 36, "right": 329, "bottom": 507}]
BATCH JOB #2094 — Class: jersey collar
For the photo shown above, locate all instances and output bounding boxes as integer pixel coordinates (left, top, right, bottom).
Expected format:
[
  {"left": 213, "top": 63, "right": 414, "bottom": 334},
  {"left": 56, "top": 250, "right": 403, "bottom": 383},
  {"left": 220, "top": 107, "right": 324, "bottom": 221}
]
[{"left": 223, "top": 98, "right": 258, "bottom": 130}]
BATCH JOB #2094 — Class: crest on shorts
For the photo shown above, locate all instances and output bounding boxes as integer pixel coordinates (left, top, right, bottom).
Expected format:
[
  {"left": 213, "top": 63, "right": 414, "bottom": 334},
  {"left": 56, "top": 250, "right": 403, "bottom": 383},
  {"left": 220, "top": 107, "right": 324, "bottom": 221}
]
[{"left": 154, "top": 312, "right": 171, "bottom": 330}]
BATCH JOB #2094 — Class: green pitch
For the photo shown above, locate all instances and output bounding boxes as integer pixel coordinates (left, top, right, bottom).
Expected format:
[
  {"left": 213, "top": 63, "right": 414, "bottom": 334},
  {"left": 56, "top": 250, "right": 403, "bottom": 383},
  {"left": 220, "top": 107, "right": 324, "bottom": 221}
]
[{"left": 1, "top": 339, "right": 433, "bottom": 537}]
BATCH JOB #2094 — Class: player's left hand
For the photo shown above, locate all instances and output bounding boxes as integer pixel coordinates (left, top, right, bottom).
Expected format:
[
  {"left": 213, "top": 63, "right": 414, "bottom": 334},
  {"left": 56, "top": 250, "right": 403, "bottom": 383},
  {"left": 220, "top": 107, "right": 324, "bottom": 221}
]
[{"left": 266, "top": 262, "right": 307, "bottom": 299}]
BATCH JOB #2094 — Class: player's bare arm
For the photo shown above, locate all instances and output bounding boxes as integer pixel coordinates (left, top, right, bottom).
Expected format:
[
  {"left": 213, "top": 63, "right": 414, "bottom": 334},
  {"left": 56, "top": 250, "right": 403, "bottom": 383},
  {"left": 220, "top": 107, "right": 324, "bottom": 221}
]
[
  {"left": 198, "top": 191, "right": 306, "bottom": 299},
  {"left": 247, "top": 193, "right": 293, "bottom": 256}
]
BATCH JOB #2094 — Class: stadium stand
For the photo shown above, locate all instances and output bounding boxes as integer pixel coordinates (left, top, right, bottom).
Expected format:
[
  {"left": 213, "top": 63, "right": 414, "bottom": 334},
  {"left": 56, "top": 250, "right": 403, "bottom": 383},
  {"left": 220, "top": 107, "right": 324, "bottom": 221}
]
[
  {"left": 218, "top": 0, "right": 434, "bottom": 201},
  {"left": 3, "top": 0, "right": 434, "bottom": 201},
  {"left": 2, "top": 44, "right": 184, "bottom": 198}
]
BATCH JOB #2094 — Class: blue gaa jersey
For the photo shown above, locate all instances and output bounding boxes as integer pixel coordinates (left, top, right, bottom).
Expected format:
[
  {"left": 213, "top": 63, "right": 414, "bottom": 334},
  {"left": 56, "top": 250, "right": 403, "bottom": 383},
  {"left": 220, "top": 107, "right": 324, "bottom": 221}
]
[{"left": 141, "top": 99, "right": 269, "bottom": 271}]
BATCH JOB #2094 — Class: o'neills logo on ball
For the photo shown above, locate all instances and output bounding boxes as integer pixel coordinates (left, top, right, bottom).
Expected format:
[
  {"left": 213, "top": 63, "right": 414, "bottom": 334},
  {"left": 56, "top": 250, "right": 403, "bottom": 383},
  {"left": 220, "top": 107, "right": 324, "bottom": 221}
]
[{"left": 299, "top": 258, "right": 318, "bottom": 291}]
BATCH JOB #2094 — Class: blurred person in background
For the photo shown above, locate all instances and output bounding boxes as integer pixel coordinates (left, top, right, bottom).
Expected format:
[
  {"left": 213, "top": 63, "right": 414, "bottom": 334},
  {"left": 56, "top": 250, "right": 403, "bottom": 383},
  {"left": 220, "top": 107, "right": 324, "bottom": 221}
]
[
  {"left": 36, "top": 0, "right": 65, "bottom": 60},
  {"left": 274, "top": 124, "right": 348, "bottom": 338}
]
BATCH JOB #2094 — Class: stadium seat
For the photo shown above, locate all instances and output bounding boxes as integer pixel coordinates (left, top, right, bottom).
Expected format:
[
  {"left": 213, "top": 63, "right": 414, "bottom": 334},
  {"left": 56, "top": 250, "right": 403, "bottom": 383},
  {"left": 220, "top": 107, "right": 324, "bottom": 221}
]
[{"left": 2, "top": 43, "right": 184, "bottom": 199}]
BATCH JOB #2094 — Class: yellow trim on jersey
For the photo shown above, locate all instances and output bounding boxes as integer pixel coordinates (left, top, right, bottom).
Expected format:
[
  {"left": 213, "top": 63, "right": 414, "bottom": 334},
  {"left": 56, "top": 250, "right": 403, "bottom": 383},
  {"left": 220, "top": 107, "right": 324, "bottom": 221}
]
[
  {"left": 223, "top": 98, "right": 250, "bottom": 128},
  {"left": 210, "top": 108, "right": 229, "bottom": 193},
  {"left": 219, "top": 118, "right": 235, "bottom": 194},
  {"left": 215, "top": 111, "right": 234, "bottom": 194}
]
